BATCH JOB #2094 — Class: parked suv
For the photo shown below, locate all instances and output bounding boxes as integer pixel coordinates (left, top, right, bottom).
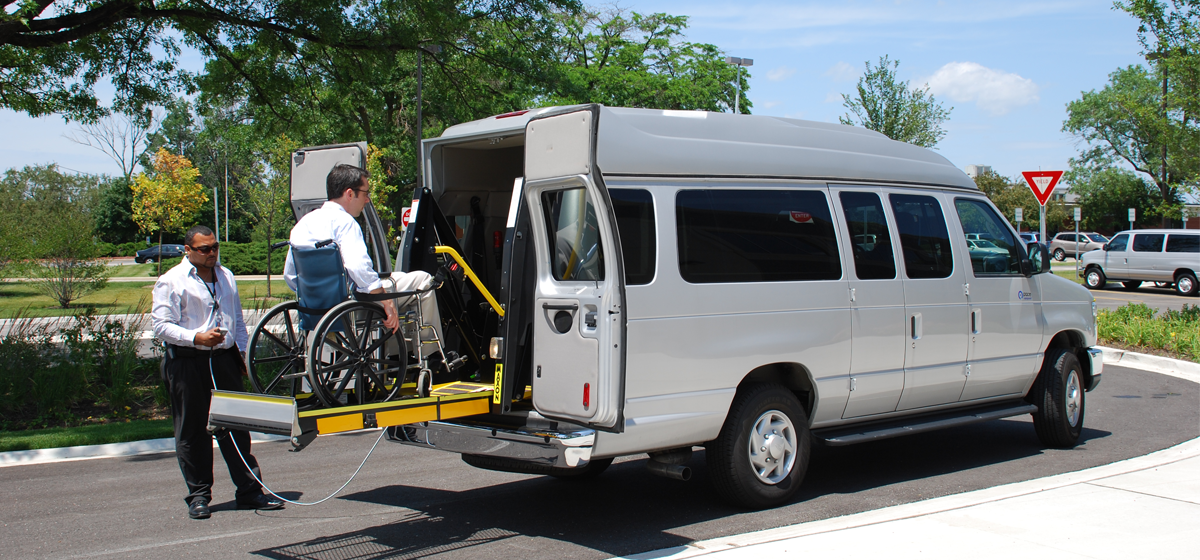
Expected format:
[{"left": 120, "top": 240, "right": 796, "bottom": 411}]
[
  {"left": 1081, "top": 229, "right": 1200, "bottom": 296},
  {"left": 134, "top": 244, "right": 185, "bottom": 263},
  {"left": 1048, "top": 232, "right": 1108, "bottom": 261}
]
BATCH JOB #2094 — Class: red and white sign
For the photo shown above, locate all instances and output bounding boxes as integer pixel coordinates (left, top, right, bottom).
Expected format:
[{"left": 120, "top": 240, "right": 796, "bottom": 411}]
[
  {"left": 401, "top": 206, "right": 413, "bottom": 228},
  {"left": 1021, "top": 170, "right": 1063, "bottom": 207},
  {"left": 788, "top": 211, "right": 813, "bottom": 224}
]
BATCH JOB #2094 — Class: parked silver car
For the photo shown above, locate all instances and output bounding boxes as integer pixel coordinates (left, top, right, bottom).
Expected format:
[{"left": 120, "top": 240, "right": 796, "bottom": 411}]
[
  {"left": 1048, "top": 232, "right": 1108, "bottom": 261},
  {"left": 1080, "top": 229, "right": 1200, "bottom": 296}
]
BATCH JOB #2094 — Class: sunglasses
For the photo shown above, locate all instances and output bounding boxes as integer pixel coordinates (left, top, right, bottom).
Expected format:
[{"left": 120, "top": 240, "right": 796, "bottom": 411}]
[{"left": 189, "top": 243, "right": 219, "bottom": 254}]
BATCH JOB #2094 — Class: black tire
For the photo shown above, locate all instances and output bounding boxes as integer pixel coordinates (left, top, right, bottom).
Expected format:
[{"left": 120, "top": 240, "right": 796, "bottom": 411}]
[
  {"left": 1053, "top": 248, "right": 1066, "bottom": 261},
  {"left": 707, "top": 383, "right": 811, "bottom": 509},
  {"left": 1121, "top": 280, "right": 1142, "bottom": 291},
  {"left": 247, "top": 301, "right": 319, "bottom": 407},
  {"left": 1084, "top": 267, "right": 1106, "bottom": 289},
  {"left": 1175, "top": 272, "right": 1199, "bottom": 296},
  {"left": 308, "top": 300, "right": 406, "bottom": 407},
  {"left": 461, "top": 454, "right": 614, "bottom": 480},
  {"left": 1029, "top": 349, "right": 1085, "bottom": 448}
]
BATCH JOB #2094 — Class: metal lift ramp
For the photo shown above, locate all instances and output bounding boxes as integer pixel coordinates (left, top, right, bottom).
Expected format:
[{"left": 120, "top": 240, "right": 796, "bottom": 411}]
[{"left": 209, "top": 382, "right": 494, "bottom": 450}]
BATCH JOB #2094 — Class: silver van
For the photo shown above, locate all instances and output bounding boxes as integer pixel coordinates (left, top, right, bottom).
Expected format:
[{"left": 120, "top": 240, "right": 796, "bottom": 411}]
[
  {"left": 391, "top": 105, "right": 1102, "bottom": 508},
  {"left": 1081, "top": 229, "right": 1200, "bottom": 296}
]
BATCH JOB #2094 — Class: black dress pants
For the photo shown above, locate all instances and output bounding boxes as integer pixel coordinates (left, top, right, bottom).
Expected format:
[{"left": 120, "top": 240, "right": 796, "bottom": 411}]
[{"left": 164, "top": 348, "right": 264, "bottom": 506}]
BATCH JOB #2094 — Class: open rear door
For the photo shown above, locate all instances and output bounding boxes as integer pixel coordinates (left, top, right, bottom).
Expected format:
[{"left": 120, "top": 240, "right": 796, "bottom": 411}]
[
  {"left": 290, "top": 142, "right": 391, "bottom": 274},
  {"left": 524, "top": 106, "right": 626, "bottom": 432}
]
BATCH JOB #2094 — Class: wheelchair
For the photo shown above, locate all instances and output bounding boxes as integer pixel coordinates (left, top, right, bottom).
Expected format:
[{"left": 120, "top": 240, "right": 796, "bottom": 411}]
[{"left": 245, "top": 240, "right": 444, "bottom": 409}]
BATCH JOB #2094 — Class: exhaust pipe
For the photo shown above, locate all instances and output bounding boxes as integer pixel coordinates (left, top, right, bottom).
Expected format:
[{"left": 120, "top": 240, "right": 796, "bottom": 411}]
[{"left": 646, "top": 460, "right": 692, "bottom": 481}]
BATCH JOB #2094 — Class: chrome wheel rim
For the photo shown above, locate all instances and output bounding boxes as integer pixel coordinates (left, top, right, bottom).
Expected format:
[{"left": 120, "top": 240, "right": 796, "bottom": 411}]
[
  {"left": 747, "top": 409, "right": 797, "bottom": 484},
  {"left": 1086, "top": 271, "right": 1100, "bottom": 287},
  {"left": 1178, "top": 277, "right": 1194, "bottom": 295},
  {"left": 1065, "top": 370, "right": 1082, "bottom": 428}
]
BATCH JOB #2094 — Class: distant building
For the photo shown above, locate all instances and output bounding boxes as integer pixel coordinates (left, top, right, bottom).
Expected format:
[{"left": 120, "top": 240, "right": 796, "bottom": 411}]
[{"left": 965, "top": 165, "right": 992, "bottom": 178}]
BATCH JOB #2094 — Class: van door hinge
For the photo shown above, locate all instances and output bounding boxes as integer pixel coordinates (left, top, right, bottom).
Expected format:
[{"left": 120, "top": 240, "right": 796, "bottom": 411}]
[
  {"left": 963, "top": 283, "right": 970, "bottom": 297},
  {"left": 849, "top": 377, "right": 857, "bottom": 391},
  {"left": 964, "top": 364, "right": 972, "bottom": 378}
]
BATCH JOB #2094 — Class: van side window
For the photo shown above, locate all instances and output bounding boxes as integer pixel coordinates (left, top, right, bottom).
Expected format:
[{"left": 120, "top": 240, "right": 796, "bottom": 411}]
[
  {"left": 542, "top": 188, "right": 605, "bottom": 281},
  {"left": 676, "top": 189, "right": 841, "bottom": 283},
  {"left": 889, "top": 194, "right": 953, "bottom": 279},
  {"left": 609, "top": 189, "right": 657, "bottom": 285},
  {"left": 1166, "top": 234, "right": 1200, "bottom": 253},
  {"left": 838, "top": 191, "right": 896, "bottom": 280},
  {"left": 953, "top": 198, "right": 1022, "bottom": 275},
  {"left": 1133, "top": 233, "right": 1165, "bottom": 252},
  {"left": 1108, "top": 234, "right": 1128, "bottom": 252}
]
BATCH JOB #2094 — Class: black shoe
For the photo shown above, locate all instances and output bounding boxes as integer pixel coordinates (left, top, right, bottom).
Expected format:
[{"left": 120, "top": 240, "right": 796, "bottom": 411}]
[
  {"left": 188, "top": 499, "right": 211, "bottom": 519},
  {"left": 236, "top": 494, "right": 283, "bottom": 511}
]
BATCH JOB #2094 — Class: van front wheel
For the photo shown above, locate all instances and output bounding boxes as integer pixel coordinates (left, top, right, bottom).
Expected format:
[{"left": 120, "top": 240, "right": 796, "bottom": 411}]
[
  {"left": 1030, "top": 349, "right": 1085, "bottom": 448},
  {"left": 707, "top": 383, "right": 810, "bottom": 509}
]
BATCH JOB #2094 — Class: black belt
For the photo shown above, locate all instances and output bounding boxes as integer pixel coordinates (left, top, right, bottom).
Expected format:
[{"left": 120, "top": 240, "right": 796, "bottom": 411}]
[{"left": 167, "top": 345, "right": 238, "bottom": 359}]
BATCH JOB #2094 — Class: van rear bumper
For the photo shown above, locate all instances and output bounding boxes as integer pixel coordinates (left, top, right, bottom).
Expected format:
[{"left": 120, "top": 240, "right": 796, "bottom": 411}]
[
  {"left": 387, "top": 420, "right": 596, "bottom": 468},
  {"left": 1085, "top": 347, "right": 1103, "bottom": 391}
]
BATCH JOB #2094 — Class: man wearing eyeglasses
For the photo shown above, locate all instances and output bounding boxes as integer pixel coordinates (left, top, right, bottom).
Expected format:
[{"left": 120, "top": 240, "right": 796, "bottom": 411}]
[
  {"left": 283, "top": 164, "right": 439, "bottom": 337},
  {"left": 151, "top": 225, "right": 283, "bottom": 519}
]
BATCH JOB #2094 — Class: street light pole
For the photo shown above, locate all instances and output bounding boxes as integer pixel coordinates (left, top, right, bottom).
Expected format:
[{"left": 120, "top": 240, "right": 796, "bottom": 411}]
[
  {"left": 417, "top": 44, "right": 442, "bottom": 192},
  {"left": 724, "top": 56, "right": 754, "bottom": 114}
]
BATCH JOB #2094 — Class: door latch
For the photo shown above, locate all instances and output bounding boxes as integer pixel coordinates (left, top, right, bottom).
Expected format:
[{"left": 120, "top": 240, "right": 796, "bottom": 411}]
[{"left": 584, "top": 311, "right": 597, "bottom": 328}]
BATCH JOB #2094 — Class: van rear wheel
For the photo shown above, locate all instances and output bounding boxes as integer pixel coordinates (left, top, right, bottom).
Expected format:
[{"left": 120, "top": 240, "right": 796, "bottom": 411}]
[
  {"left": 707, "top": 383, "right": 810, "bottom": 509},
  {"left": 1176, "top": 272, "right": 1198, "bottom": 296},
  {"left": 1029, "top": 349, "right": 1084, "bottom": 448}
]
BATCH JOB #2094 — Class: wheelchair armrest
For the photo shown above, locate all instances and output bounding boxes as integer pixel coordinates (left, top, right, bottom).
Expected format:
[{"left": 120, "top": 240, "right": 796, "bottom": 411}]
[{"left": 352, "top": 288, "right": 435, "bottom": 302}]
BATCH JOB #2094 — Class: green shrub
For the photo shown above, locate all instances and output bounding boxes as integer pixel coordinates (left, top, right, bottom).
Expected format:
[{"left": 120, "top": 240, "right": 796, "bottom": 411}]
[
  {"left": 95, "top": 241, "right": 116, "bottom": 257},
  {"left": 149, "top": 241, "right": 288, "bottom": 276},
  {"left": 116, "top": 241, "right": 145, "bottom": 257},
  {"left": 1098, "top": 303, "right": 1200, "bottom": 363}
]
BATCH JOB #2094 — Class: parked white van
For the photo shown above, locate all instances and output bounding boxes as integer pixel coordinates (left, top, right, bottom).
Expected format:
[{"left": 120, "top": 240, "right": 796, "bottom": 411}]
[
  {"left": 390, "top": 105, "right": 1102, "bottom": 508},
  {"left": 1081, "top": 229, "right": 1200, "bottom": 296}
]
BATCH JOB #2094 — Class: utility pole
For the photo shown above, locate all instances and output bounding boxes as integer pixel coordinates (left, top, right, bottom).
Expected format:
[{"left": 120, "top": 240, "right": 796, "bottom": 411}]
[
  {"left": 724, "top": 56, "right": 754, "bottom": 114},
  {"left": 224, "top": 159, "right": 229, "bottom": 242}
]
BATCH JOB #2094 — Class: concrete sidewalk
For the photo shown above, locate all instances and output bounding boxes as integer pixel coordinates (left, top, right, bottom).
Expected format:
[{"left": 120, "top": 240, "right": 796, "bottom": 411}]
[{"left": 623, "top": 349, "right": 1200, "bottom": 560}]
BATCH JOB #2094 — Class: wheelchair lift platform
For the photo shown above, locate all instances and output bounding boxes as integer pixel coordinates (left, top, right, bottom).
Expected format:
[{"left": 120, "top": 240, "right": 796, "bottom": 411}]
[{"left": 208, "top": 382, "right": 495, "bottom": 451}]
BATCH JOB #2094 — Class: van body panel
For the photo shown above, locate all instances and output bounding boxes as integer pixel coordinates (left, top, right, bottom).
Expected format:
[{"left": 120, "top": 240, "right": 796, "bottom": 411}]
[
  {"left": 829, "top": 185, "right": 906, "bottom": 418},
  {"left": 592, "top": 388, "right": 735, "bottom": 457}
]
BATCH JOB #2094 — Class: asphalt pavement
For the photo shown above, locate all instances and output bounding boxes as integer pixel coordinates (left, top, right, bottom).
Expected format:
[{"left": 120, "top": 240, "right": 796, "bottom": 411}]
[{"left": 0, "top": 360, "right": 1195, "bottom": 560}]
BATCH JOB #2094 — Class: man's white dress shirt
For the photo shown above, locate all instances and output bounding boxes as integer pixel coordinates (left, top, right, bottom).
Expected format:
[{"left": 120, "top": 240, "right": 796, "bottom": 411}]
[
  {"left": 284, "top": 201, "right": 383, "bottom": 293},
  {"left": 152, "top": 260, "right": 249, "bottom": 351}
]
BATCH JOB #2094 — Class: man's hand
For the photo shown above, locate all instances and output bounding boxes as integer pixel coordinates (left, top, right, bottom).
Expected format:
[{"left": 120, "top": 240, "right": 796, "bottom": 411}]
[
  {"left": 193, "top": 328, "right": 226, "bottom": 347},
  {"left": 383, "top": 300, "right": 400, "bottom": 332}
]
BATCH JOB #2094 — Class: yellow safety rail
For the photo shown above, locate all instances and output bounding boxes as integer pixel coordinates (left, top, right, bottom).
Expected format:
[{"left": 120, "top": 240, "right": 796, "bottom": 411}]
[{"left": 434, "top": 245, "right": 505, "bottom": 317}]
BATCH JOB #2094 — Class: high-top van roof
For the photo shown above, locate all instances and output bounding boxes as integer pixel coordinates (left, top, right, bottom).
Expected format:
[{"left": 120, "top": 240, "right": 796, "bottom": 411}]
[{"left": 435, "top": 105, "right": 977, "bottom": 190}]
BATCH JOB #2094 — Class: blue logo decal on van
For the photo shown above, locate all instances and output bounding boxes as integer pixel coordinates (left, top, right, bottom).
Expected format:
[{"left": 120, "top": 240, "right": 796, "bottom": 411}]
[{"left": 1017, "top": 290, "right": 1034, "bottom": 301}]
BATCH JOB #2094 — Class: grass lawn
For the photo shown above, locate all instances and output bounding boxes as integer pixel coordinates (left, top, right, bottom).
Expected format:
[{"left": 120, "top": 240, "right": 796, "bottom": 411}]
[
  {"left": 1052, "top": 270, "right": 1084, "bottom": 285},
  {"left": 0, "top": 419, "right": 174, "bottom": 452},
  {"left": 0, "top": 280, "right": 294, "bottom": 318}
]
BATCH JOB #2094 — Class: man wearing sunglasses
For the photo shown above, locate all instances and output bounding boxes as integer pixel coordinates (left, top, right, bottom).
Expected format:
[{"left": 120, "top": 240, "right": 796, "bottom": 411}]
[{"left": 151, "top": 225, "right": 283, "bottom": 519}]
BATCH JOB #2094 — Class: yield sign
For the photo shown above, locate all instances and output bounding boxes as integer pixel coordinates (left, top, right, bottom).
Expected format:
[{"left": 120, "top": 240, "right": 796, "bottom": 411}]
[{"left": 1021, "top": 170, "right": 1063, "bottom": 207}]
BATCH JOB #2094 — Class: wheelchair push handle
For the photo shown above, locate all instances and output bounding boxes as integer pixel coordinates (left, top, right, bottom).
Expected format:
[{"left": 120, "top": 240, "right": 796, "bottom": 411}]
[{"left": 270, "top": 241, "right": 290, "bottom": 251}]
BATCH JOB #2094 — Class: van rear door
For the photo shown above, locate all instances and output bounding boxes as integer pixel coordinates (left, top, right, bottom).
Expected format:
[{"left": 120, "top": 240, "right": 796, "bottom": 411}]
[{"left": 523, "top": 106, "right": 626, "bottom": 432}]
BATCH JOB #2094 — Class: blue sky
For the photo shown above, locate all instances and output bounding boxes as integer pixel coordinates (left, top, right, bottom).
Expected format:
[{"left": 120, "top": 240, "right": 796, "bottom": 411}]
[{"left": 1, "top": 0, "right": 1147, "bottom": 181}]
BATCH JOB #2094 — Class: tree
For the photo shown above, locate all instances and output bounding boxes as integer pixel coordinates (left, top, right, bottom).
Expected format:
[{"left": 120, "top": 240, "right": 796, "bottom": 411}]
[
  {"left": 131, "top": 149, "right": 208, "bottom": 275},
  {"left": 92, "top": 176, "right": 142, "bottom": 244},
  {"left": 65, "top": 112, "right": 155, "bottom": 180},
  {"left": 245, "top": 136, "right": 298, "bottom": 298},
  {"left": 973, "top": 171, "right": 1070, "bottom": 234},
  {"left": 23, "top": 204, "right": 111, "bottom": 309},
  {"left": 1062, "top": 65, "right": 1195, "bottom": 225},
  {"left": 1064, "top": 161, "right": 1169, "bottom": 233},
  {"left": 840, "top": 56, "right": 952, "bottom": 148}
]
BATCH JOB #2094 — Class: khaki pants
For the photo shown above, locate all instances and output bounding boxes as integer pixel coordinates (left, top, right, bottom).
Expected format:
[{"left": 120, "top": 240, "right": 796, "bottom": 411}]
[{"left": 384, "top": 271, "right": 443, "bottom": 358}]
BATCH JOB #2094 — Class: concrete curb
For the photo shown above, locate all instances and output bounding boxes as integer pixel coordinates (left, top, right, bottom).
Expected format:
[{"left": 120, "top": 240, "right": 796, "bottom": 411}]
[
  {"left": 0, "top": 433, "right": 289, "bottom": 468},
  {"left": 1095, "top": 345, "right": 1200, "bottom": 384}
]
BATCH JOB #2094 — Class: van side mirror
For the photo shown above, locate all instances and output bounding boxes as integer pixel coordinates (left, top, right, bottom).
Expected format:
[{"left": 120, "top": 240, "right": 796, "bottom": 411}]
[
  {"left": 1102, "top": 243, "right": 1109, "bottom": 251},
  {"left": 1024, "top": 242, "right": 1051, "bottom": 276}
]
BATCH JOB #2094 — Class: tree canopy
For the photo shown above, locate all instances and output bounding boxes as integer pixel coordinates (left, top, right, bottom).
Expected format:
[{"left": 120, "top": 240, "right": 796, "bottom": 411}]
[{"left": 840, "top": 56, "right": 952, "bottom": 148}]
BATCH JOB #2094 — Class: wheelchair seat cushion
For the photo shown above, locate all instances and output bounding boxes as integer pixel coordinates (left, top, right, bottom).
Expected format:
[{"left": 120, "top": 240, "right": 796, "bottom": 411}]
[{"left": 291, "top": 243, "right": 350, "bottom": 331}]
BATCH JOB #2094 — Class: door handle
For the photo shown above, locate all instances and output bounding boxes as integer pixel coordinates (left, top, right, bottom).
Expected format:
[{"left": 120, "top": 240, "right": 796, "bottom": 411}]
[
  {"left": 971, "top": 309, "right": 981, "bottom": 334},
  {"left": 911, "top": 313, "right": 922, "bottom": 340},
  {"left": 542, "top": 303, "right": 579, "bottom": 311}
]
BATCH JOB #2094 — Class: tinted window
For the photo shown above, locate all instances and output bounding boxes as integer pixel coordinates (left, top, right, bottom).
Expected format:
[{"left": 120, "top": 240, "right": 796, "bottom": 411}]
[
  {"left": 1133, "top": 233, "right": 1165, "bottom": 252},
  {"left": 677, "top": 189, "right": 840, "bottom": 283},
  {"left": 1087, "top": 234, "right": 1108, "bottom": 243},
  {"left": 1056, "top": 233, "right": 1076, "bottom": 242},
  {"left": 955, "top": 198, "right": 1022, "bottom": 275},
  {"left": 542, "top": 188, "right": 604, "bottom": 281},
  {"left": 889, "top": 194, "right": 954, "bottom": 279},
  {"left": 839, "top": 191, "right": 896, "bottom": 280},
  {"left": 609, "top": 189, "right": 656, "bottom": 285},
  {"left": 1108, "top": 234, "right": 1128, "bottom": 252},
  {"left": 1166, "top": 234, "right": 1200, "bottom": 253}
]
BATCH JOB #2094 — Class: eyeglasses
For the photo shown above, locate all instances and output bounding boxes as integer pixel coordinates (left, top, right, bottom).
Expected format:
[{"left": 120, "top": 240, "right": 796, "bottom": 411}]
[{"left": 189, "top": 243, "right": 219, "bottom": 254}]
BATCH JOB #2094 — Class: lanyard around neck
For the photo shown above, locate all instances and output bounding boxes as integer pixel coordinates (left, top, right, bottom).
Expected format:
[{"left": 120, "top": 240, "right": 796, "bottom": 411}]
[{"left": 197, "top": 270, "right": 220, "bottom": 312}]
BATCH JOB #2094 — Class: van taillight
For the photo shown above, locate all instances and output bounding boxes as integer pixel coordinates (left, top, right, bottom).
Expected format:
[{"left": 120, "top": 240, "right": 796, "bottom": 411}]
[{"left": 583, "top": 383, "right": 590, "bottom": 408}]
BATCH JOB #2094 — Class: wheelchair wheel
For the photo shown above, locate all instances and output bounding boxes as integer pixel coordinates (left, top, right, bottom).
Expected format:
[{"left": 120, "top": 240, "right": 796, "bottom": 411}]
[
  {"left": 307, "top": 300, "right": 408, "bottom": 407},
  {"left": 248, "top": 301, "right": 318, "bottom": 407}
]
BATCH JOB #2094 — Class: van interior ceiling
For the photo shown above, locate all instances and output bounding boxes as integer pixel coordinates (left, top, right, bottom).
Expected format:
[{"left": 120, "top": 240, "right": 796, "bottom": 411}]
[{"left": 411, "top": 134, "right": 527, "bottom": 388}]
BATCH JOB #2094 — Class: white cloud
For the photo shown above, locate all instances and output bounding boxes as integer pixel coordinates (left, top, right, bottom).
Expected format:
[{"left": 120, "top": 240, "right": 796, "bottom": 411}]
[
  {"left": 766, "top": 66, "right": 796, "bottom": 81},
  {"left": 760, "top": 100, "right": 782, "bottom": 109},
  {"left": 824, "top": 91, "right": 843, "bottom": 103},
  {"left": 684, "top": 1, "right": 1088, "bottom": 32},
  {"left": 926, "top": 62, "right": 1039, "bottom": 116},
  {"left": 825, "top": 61, "right": 858, "bottom": 82}
]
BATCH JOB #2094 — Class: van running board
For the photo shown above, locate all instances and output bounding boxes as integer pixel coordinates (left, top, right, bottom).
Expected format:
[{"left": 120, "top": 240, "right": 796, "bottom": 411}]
[{"left": 812, "top": 401, "right": 1037, "bottom": 446}]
